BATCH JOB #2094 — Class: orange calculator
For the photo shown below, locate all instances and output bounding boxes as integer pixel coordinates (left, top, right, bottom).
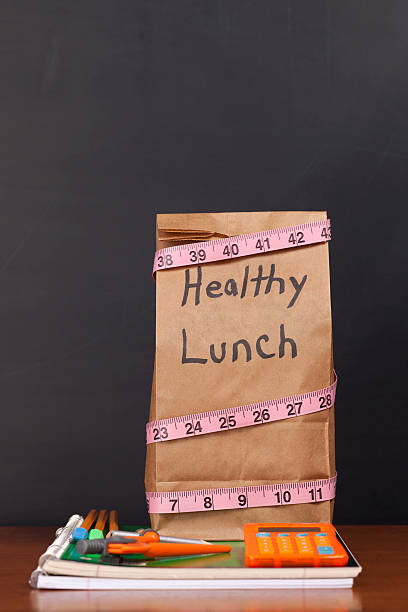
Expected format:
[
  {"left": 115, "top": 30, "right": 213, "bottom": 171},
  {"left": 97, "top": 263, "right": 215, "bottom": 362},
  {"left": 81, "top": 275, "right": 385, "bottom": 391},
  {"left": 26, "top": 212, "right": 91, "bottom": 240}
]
[{"left": 244, "top": 523, "right": 349, "bottom": 567}]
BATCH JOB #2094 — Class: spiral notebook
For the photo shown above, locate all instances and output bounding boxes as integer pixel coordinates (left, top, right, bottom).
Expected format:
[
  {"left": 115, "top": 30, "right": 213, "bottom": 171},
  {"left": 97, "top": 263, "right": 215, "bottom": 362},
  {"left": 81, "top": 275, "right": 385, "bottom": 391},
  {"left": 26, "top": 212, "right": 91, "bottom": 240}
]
[{"left": 30, "top": 517, "right": 362, "bottom": 590}]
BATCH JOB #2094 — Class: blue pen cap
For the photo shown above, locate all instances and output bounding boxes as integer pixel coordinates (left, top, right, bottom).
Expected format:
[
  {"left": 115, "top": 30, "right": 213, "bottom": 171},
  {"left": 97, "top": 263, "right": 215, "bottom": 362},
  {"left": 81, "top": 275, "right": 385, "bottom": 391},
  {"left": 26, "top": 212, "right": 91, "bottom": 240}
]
[{"left": 72, "top": 527, "right": 89, "bottom": 540}]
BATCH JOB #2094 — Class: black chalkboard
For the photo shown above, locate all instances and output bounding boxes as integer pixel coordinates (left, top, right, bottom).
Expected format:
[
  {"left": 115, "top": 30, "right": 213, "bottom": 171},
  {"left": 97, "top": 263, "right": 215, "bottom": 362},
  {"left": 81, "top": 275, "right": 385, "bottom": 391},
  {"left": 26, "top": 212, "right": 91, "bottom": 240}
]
[{"left": 0, "top": 1, "right": 406, "bottom": 525}]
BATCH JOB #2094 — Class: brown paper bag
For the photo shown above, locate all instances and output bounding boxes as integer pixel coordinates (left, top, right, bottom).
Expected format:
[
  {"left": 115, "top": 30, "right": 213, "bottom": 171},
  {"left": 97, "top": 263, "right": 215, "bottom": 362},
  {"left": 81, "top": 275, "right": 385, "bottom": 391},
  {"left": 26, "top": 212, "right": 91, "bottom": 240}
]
[{"left": 145, "top": 211, "right": 335, "bottom": 539}]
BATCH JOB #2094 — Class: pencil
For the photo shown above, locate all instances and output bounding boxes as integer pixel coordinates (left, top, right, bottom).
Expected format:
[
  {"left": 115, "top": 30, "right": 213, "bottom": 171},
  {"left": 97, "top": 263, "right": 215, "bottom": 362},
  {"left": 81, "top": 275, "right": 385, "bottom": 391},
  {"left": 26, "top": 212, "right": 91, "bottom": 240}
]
[
  {"left": 72, "top": 509, "right": 98, "bottom": 540},
  {"left": 88, "top": 509, "right": 108, "bottom": 540},
  {"left": 109, "top": 510, "right": 119, "bottom": 532}
]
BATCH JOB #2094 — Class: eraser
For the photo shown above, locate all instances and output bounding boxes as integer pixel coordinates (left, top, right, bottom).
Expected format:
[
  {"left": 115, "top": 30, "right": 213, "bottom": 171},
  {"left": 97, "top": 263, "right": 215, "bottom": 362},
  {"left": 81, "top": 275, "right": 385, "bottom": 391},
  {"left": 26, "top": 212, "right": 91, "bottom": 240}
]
[
  {"left": 88, "top": 528, "right": 104, "bottom": 540},
  {"left": 72, "top": 527, "right": 88, "bottom": 540}
]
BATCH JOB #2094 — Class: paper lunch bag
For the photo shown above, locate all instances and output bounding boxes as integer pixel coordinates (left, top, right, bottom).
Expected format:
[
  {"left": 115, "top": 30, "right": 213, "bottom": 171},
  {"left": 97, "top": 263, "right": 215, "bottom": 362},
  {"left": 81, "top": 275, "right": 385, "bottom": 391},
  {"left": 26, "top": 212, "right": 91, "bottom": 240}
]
[{"left": 145, "top": 211, "right": 335, "bottom": 539}]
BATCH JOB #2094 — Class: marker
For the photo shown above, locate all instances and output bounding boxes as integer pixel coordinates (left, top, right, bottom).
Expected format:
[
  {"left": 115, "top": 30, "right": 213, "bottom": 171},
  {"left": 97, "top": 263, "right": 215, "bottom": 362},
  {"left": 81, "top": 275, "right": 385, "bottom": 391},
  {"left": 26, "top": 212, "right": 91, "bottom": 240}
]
[
  {"left": 72, "top": 509, "right": 97, "bottom": 540},
  {"left": 88, "top": 509, "right": 108, "bottom": 540},
  {"left": 107, "top": 528, "right": 211, "bottom": 545}
]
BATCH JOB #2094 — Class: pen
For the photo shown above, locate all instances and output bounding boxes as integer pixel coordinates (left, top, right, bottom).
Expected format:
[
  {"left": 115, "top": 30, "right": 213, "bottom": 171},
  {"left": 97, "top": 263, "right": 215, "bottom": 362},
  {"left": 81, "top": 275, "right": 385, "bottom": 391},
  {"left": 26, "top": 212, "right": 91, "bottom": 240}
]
[{"left": 107, "top": 528, "right": 211, "bottom": 545}]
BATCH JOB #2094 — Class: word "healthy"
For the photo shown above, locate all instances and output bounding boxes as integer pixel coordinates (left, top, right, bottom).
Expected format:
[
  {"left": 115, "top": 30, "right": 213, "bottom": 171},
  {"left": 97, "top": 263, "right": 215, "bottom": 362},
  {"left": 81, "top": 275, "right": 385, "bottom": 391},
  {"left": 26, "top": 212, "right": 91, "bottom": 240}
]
[{"left": 181, "top": 264, "right": 307, "bottom": 308}]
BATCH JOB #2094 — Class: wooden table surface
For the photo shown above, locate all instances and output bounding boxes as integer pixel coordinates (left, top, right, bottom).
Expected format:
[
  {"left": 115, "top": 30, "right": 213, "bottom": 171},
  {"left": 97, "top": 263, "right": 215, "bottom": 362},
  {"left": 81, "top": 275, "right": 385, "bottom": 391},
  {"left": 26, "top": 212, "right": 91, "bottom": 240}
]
[{"left": 1, "top": 525, "right": 407, "bottom": 612}]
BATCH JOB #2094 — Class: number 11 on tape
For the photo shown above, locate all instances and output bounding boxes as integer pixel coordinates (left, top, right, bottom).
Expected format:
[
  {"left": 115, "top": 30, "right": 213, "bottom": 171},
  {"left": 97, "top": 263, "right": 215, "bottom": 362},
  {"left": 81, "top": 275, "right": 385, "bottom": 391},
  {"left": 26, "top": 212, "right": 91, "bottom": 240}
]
[{"left": 146, "top": 475, "right": 337, "bottom": 514}]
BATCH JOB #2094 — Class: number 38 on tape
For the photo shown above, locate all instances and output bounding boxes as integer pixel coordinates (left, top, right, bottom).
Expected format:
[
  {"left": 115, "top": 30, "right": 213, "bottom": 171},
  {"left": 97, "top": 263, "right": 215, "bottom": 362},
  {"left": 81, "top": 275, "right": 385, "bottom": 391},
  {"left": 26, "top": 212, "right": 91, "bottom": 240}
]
[{"left": 153, "top": 219, "right": 331, "bottom": 274}]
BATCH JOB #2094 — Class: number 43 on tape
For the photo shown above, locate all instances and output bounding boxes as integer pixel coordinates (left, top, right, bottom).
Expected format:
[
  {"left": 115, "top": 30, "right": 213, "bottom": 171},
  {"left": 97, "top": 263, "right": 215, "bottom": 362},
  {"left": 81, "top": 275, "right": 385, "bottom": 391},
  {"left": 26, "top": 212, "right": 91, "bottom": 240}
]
[{"left": 153, "top": 219, "right": 331, "bottom": 274}]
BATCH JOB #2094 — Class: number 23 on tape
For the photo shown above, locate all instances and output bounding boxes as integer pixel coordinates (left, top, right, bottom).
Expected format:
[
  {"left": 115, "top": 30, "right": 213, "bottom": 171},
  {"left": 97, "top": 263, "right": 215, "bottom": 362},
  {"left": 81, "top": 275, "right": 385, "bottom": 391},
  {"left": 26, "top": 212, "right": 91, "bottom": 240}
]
[{"left": 146, "top": 376, "right": 337, "bottom": 444}]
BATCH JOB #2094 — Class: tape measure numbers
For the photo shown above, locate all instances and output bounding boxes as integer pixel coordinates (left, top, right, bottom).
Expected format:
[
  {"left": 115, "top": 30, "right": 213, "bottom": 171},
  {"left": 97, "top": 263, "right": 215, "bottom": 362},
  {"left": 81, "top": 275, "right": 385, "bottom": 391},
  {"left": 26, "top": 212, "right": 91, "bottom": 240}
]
[
  {"left": 146, "top": 475, "right": 337, "bottom": 514},
  {"left": 153, "top": 219, "right": 331, "bottom": 274},
  {"left": 146, "top": 376, "right": 336, "bottom": 444}
]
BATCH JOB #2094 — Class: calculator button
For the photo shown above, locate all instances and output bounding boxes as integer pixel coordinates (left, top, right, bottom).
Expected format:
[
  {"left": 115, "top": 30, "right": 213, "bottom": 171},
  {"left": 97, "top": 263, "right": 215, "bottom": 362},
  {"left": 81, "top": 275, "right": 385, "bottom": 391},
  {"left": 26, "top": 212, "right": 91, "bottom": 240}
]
[
  {"left": 257, "top": 536, "right": 274, "bottom": 557},
  {"left": 317, "top": 546, "right": 334, "bottom": 555},
  {"left": 295, "top": 534, "right": 314, "bottom": 558},
  {"left": 276, "top": 533, "right": 294, "bottom": 558},
  {"left": 314, "top": 533, "right": 331, "bottom": 547}
]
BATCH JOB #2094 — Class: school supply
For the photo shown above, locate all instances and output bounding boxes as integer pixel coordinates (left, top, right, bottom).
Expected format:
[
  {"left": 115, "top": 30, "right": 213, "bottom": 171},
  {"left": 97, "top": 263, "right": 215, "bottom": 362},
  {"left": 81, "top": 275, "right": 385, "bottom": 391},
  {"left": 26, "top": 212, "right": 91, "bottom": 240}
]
[
  {"left": 109, "top": 542, "right": 231, "bottom": 557},
  {"left": 78, "top": 539, "right": 231, "bottom": 557},
  {"left": 77, "top": 530, "right": 214, "bottom": 554},
  {"left": 30, "top": 521, "right": 361, "bottom": 590},
  {"left": 30, "top": 514, "right": 83, "bottom": 587},
  {"left": 108, "top": 510, "right": 119, "bottom": 533},
  {"left": 72, "top": 509, "right": 97, "bottom": 540},
  {"left": 76, "top": 537, "right": 129, "bottom": 555},
  {"left": 107, "top": 528, "right": 212, "bottom": 545},
  {"left": 88, "top": 509, "right": 108, "bottom": 540},
  {"left": 146, "top": 211, "right": 336, "bottom": 539},
  {"left": 244, "top": 523, "right": 348, "bottom": 567}
]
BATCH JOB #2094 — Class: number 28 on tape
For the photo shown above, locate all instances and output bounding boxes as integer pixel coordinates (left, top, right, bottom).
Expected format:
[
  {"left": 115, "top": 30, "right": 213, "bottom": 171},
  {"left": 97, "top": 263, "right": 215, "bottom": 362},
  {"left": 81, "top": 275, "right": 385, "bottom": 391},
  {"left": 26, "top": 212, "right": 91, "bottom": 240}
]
[{"left": 146, "top": 376, "right": 337, "bottom": 444}]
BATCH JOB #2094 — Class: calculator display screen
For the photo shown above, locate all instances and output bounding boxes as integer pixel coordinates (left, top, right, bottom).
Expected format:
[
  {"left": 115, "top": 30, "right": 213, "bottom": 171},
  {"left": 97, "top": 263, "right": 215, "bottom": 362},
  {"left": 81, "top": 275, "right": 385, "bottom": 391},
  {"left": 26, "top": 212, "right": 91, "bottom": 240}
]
[{"left": 257, "top": 527, "right": 321, "bottom": 533}]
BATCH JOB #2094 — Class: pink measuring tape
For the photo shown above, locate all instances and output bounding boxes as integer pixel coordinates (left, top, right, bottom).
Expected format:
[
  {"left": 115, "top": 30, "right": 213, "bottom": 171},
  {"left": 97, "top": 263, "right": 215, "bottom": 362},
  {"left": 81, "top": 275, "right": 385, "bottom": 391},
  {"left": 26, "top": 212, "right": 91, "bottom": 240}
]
[
  {"left": 146, "top": 376, "right": 336, "bottom": 444},
  {"left": 147, "top": 475, "right": 337, "bottom": 514},
  {"left": 153, "top": 219, "right": 331, "bottom": 274},
  {"left": 147, "top": 219, "right": 336, "bottom": 514}
]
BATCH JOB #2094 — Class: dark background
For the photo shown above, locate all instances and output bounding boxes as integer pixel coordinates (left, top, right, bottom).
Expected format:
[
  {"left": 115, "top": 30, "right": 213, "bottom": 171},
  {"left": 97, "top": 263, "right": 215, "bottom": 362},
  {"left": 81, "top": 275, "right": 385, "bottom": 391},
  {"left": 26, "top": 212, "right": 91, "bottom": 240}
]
[{"left": 1, "top": 1, "right": 406, "bottom": 525}]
